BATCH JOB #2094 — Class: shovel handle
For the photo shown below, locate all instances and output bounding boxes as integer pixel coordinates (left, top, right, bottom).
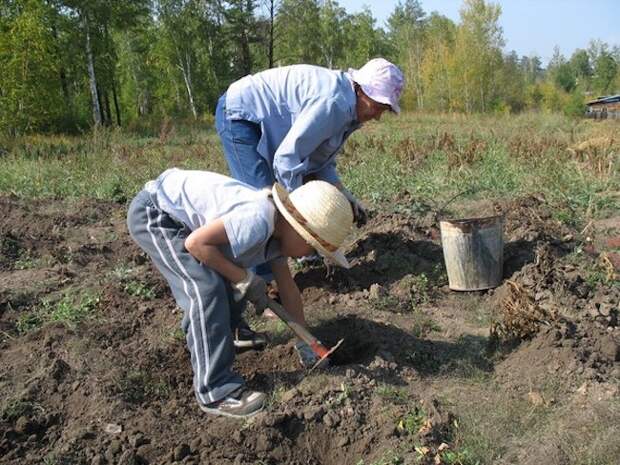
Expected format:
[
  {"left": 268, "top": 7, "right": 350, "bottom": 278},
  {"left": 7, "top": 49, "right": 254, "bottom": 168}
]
[{"left": 265, "top": 298, "right": 330, "bottom": 358}]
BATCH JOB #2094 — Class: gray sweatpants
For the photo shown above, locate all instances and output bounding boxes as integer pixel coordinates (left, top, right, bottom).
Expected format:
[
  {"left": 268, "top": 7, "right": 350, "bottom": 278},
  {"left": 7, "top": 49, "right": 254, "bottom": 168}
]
[{"left": 127, "top": 189, "right": 244, "bottom": 405}]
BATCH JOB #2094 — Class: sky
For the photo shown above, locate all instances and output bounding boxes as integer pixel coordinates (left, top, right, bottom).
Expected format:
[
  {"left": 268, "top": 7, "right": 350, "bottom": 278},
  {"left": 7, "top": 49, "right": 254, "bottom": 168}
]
[{"left": 336, "top": 0, "right": 619, "bottom": 65}]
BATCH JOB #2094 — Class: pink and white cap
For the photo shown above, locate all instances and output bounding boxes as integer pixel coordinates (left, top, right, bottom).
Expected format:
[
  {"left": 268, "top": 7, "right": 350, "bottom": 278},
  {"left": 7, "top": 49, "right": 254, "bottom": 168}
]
[{"left": 349, "top": 58, "right": 405, "bottom": 114}]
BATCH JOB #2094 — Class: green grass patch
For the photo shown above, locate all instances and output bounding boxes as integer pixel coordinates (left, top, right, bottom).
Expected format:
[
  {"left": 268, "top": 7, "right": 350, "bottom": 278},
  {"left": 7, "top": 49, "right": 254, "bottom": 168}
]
[
  {"left": 110, "top": 370, "right": 171, "bottom": 404},
  {"left": 376, "top": 385, "right": 409, "bottom": 404},
  {"left": 0, "top": 399, "right": 42, "bottom": 422},
  {"left": 0, "top": 114, "right": 616, "bottom": 229},
  {"left": 110, "top": 264, "right": 158, "bottom": 299},
  {"left": 16, "top": 291, "right": 100, "bottom": 334}
]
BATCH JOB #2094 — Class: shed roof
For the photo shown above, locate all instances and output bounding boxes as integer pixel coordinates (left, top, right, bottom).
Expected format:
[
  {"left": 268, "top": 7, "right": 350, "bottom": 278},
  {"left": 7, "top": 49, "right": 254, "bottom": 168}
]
[{"left": 586, "top": 94, "right": 620, "bottom": 106}]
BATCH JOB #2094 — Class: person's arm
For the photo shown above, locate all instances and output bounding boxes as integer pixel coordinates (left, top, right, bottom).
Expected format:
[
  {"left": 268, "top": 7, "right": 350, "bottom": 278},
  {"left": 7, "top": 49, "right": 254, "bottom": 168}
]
[
  {"left": 313, "top": 161, "right": 340, "bottom": 186},
  {"left": 184, "top": 218, "right": 246, "bottom": 284},
  {"left": 270, "top": 258, "right": 305, "bottom": 326},
  {"left": 273, "top": 98, "right": 347, "bottom": 191}
]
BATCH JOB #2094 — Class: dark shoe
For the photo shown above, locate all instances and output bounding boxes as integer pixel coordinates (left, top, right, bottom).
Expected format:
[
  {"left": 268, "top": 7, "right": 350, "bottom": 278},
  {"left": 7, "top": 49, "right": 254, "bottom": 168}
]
[
  {"left": 233, "top": 326, "right": 268, "bottom": 350},
  {"left": 199, "top": 387, "right": 266, "bottom": 418}
]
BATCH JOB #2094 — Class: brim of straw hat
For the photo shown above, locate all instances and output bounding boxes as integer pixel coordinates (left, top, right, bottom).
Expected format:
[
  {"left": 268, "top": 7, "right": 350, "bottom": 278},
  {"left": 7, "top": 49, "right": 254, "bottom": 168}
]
[{"left": 272, "top": 183, "right": 350, "bottom": 269}]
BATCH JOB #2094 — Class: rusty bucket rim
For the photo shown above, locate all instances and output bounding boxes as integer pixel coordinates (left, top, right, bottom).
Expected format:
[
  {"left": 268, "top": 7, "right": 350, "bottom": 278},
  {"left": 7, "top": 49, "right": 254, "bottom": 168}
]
[{"left": 439, "top": 213, "right": 505, "bottom": 226}]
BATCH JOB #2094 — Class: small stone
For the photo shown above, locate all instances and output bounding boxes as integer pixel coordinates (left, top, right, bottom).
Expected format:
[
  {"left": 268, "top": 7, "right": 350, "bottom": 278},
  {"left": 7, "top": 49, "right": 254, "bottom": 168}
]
[
  {"left": 232, "top": 431, "right": 243, "bottom": 444},
  {"left": 130, "top": 433, "right": 147, "bottom": 448},
  {"left": 174, "top": 443, "right": 191, "bottom": 461},
  {"left": 599, "top": 304, "right": 612, "bottom": 317},
  {"left": 105, "top": 440, "right": 122, "bottom": 462},
  {"left": 281, "top": 388, "right": 299, "bottom": 403},
  {"left": 337, "top": 436, "right": 350, "bottom": 447},
  {"left": 118, "top": 449, "right": 137, "bottom": 465},
  {"left": 303, "top": 406, "right": 324, "bottom": 421},
  {"left": 328, "top": 295, "right": 337, "bottom": 305},
  {"left": 234, "top": 453, "right": 245, "bottom": 465},
  {"left": 600, "top": 337, "right": 619, "bottom": 362},
  {"left": 15, "top": 416, "right": 32, "bottom": 434},
  {"left": 255, "top": 434, "right": 272, "bottom": 452},
  {"left": 104, "top": 423, "right": 122, "bottom": 434},
  {"left": 368, "top": 283, "right": 386, "bottom": 300},
  {"left": 190, "top": 437, "right": 201, "bottom": 451},
  {"left": 345, "top": 368, "right": 356, "bottom": 378},
  {"left": 527, "top": 391, "right": 544, "bottom": 406},
  {"left": 91, "top": 455, "right": 105, "bottom": 465}
]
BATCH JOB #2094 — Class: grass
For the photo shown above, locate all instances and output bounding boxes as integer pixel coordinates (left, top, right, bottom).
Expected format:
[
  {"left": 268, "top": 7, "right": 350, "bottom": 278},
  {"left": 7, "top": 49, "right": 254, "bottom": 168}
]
[
  {"left": 110, "top": 370, "right": 171, "bottom": 404},
  {"left": 110, "top": 264, "right": 158, "bottom": 299},
  {"left": 376, "top": 385, "right": 409, "bottom": 404},
  {"left": 0, "top": 113, "right": 617, "bottom": 228},
  {"left": 0, "top": 399, "right": 43, "bottom": 422},
  {"left": 16, "top": 291, "right": 100, "bottom": 334}
]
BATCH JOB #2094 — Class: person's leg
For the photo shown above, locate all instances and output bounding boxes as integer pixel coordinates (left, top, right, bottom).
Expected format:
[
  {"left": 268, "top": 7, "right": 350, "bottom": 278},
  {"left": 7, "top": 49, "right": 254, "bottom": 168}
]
[
  {"left": 216, "top": 100, "right": 274, "bottom": 282},
  {"left": 216, "top": 99, "right": 274, "bottom": 189},
  {"left": 127, "top": 191, "right": 246, "bottom": 404}
]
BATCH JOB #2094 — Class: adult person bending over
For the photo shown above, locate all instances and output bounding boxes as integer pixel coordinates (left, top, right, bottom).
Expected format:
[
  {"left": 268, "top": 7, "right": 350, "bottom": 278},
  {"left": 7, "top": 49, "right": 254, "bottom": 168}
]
[{"left": 215, "top": 57, "right": 404, "bottom": 283}]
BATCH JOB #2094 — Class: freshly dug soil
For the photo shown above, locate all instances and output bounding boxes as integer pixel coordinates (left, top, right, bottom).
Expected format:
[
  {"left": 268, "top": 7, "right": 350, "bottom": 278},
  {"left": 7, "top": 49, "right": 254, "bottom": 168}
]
[{"left": 0, "top": 194, "right": 618, "bottom": 464}]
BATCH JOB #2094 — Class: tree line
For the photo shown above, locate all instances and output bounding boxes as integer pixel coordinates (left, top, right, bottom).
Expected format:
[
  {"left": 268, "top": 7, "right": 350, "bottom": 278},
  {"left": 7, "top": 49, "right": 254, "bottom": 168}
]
[{"left": 1, "top": 0, "right": 619, "bottom": 134}]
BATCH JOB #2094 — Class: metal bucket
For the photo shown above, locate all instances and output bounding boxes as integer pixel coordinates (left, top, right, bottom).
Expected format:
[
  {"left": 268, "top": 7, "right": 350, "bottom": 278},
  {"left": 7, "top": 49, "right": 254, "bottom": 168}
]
[{"left": 439, "top": 215, "right": 504, "bottom": 291}]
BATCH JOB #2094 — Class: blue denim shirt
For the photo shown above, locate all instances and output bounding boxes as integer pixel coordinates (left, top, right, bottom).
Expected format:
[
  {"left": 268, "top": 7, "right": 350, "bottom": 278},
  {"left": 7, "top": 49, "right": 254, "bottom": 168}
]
[{"left": 221, "top": 65, "right": 361, "bottom": 191}]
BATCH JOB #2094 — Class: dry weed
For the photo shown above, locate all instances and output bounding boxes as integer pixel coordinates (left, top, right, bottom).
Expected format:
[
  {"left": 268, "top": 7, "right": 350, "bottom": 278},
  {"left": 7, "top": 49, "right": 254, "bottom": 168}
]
[
  {"left": 159, "top": 117, "right": 176, "bottom": 144},
  {"left": 446, "top": 135, "right": 486, "bottom": 171},
  {"left": 567, "top": 137, "right": 617, "bottom": 177},
  {"left": 394, "top": 136, "right": 428, "bottom": 167},
  {"left": 490, "top": 280, "right": 557, "bottom": 342},
  {"left": 508, "top": 135, "right": 567, "bottom": 162}
]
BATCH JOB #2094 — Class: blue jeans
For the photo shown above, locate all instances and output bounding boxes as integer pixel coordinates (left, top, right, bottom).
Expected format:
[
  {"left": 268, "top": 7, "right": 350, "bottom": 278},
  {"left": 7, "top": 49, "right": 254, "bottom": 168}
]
[{"left": 215, "top": 95, "right": 274, "bottom": 281}]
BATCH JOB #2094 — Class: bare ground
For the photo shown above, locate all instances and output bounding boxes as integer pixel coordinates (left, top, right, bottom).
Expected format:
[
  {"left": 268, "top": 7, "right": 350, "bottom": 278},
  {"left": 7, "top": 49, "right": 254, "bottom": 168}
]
[{"left": 0, "top": 193, "right": 618, "bottom": 465}]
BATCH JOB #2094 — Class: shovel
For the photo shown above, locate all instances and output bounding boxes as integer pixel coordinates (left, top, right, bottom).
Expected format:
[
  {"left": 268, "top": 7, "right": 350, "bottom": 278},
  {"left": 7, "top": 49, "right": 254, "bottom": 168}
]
[{"left": 264, "top": 297, "right": 343, "bottom": 371}]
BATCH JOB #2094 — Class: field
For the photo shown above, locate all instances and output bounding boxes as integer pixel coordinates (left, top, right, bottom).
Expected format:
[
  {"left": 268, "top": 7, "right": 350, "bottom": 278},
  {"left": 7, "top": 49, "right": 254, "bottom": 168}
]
[{"left": 0, "top": 113, "right": 619, "bottom": 465}]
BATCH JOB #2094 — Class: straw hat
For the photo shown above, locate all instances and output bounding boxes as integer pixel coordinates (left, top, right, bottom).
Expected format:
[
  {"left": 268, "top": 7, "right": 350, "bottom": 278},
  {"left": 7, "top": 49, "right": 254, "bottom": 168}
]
[{"left": 272, "top": 181, "right": 354, "bottom": 268}]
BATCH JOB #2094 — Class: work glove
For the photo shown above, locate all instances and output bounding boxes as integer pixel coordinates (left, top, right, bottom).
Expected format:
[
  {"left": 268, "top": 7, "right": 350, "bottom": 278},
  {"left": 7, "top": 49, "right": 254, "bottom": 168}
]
[
  {"left": 294, "top": 340, "right": 330, "bottom": 369},
  {"left": 232, "top": 271, "right": 270, "bottom": 315},
  {"left": 342, "top": 188, "right": 368, "bottom": 227}
]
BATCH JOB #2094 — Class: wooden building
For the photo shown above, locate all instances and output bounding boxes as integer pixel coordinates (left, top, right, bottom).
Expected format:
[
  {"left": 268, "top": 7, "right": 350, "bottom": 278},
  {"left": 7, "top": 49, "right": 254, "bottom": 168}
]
[{"left": 586, "top": 94, "right": 620, "bottom": 119}]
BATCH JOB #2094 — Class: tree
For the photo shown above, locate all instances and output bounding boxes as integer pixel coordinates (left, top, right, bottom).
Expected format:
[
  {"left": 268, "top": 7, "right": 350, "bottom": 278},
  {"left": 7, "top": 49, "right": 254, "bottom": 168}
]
[
  {"left": 0, "top": 0, "right": 64, "bottom": 133},
  {"left": 520, "top": 54, "right": 543, "bottom": 84},
  {"left": 419, "top": 12, "right": 456, "bottom": 111},
  {"left": 452, "top": 0, "right": 504, "bottom": 112},
  {"left": 570, "top": 49, "right": 592, "bottom": 89},
  {"left": 275, "top": 0, "right": 321, "bottom": 64},
  {"left": 387, "top": 0, "right": 427, "bottom": 109},
  {"left": 257, "top": 0, "right": 280, "bottom": 68},
  {"left": 547, "top": 46, "right": 575, "bottom": 93},
  {"left": 498, "top": 50, "right": 526, "bottom": 112},
  {"left": 222, "top": 0, "right": 259, "bottom": 77},
  {"left": 342, "top": 7, "right": 389, "bottom": 68},
  {"left": 319, "top": 0, "right": 346, "bottom": 69},
  {"left": 592, "top": 52, "right": 617, "bottom": 95}
]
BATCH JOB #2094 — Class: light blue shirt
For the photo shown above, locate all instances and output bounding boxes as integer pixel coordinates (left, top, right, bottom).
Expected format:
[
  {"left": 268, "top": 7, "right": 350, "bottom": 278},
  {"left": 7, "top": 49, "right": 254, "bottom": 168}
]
[
  {"left": 145, "top": 169, "right": 282, "bottom": 268},
  {"left": 222, "top": 65, "right": 361, "bottom": 191}
]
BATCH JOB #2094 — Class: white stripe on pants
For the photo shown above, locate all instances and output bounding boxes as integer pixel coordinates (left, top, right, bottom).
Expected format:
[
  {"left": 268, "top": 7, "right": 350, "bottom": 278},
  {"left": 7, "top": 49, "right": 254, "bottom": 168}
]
[{"left": 127, "top": 190, "right": 244, "bottom": 404}]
